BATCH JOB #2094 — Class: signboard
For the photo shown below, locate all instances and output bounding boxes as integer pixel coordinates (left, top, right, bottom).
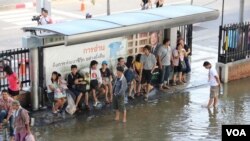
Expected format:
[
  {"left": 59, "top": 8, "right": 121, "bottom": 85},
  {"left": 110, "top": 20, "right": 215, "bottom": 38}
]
[{"left": 43, "top": 37, "right": 127, "bottom": 83}]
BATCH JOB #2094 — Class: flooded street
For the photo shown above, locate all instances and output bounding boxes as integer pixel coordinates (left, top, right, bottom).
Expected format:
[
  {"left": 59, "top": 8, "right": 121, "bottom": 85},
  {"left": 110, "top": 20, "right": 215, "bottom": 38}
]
[{"left": 32, "top": 78, "right": 250, "bottom": 141}]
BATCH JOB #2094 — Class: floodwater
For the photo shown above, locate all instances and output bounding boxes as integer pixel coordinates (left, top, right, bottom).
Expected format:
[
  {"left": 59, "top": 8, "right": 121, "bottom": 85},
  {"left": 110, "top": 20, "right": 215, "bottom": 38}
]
[{"left": 24, "top": 78, "right": 250, "bottom": 141}]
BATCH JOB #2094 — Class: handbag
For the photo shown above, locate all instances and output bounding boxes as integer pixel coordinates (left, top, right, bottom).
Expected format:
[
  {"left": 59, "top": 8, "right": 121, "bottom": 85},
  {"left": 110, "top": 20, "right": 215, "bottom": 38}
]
[
  {"left": 179, "top": 59, "right": 187, "bottom": 72},
  {"left": 54, "top": 88, "right": 66, "bottom": 99},
  {"left": 25, "top": 133, "right": 35, "bottom": 141},
  {"left": 76, "top": 83, "right": 87, "bottom": 93}
]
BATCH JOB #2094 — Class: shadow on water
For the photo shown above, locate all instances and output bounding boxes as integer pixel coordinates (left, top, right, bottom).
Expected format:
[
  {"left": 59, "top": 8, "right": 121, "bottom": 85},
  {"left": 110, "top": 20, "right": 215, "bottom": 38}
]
[{"left": 32, "top": 77, "right": 250, "bottom": 141}]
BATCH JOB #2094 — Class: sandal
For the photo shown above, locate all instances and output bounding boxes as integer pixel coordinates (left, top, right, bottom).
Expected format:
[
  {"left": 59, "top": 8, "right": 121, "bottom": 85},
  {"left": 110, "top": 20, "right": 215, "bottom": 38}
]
[
  {"left": 85, "top": 105, "right": 90, "bottom": 111},
  {"left": 135, "top": 92, "right": 141, "bottom": 97},
  {"left": 128, "top": 96, "right": 135, "bottom": 100},
  {"left": 163, "top": 85, "right": 170, "bottom": 89}
]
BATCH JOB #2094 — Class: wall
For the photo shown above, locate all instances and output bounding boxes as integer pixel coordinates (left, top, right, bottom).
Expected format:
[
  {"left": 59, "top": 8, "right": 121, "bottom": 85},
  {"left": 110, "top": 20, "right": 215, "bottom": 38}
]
[
  {"left": 228, "top": 59, "right": 250, "bottom": 81},
  {"left": 216, "top": 58, "right": 250, "bottom": 83}
]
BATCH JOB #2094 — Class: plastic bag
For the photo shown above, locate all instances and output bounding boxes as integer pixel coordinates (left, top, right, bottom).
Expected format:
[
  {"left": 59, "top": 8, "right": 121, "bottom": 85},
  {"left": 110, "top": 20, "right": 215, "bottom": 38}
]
[
  {"left": 25, "top": 133, "right": 35, "bottom": 141},
  {"left": 54, "top": 88, "right": 66, "bottom": 99},
  {"left": 65, "top": 93, "right": 76, "bottom": 115}
]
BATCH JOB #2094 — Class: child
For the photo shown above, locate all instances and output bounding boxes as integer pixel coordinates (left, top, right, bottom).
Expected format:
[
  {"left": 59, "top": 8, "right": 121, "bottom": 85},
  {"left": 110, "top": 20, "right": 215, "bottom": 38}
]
[
  {"left": 113, "top": 66, "right": 128, "bottom": 123},
  {"left": 100, "top": 60, "right": 113, "bottom": 104},
  {"left": 90, "top": 60, "right": 102, "bottom": 107}
]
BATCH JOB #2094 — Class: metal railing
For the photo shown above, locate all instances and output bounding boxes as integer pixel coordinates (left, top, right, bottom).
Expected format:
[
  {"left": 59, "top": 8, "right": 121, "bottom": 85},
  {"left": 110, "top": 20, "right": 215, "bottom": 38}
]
[
  {"left": 218, "top": 22, "right": 250, "bottom": 63},
  {"left": 0, "top": 48, "right": 30, "bottom": 90}
]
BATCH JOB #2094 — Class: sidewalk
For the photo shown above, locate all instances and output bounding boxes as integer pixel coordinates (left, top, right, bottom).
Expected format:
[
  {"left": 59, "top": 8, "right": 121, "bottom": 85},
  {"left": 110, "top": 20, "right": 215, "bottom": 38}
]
[{"left": 30, "top": 43, "right": 217, "bottom": 127}]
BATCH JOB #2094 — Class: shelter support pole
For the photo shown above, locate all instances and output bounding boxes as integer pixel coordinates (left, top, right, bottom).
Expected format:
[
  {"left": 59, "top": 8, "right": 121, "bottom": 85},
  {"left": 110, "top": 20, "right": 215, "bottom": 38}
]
[
  {"left": 164, "top": 27, "right": 178, "bottom": 49},
  {"left": 30, "top": 48, "right": 39, "bottom": 111},
  {"left": 239, "top": 0, "right": 244, "bottom": 23}
]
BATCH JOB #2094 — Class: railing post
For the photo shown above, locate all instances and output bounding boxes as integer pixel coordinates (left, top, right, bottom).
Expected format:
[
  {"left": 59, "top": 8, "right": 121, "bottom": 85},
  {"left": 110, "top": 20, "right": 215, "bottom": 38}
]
[
  {"left": 187, "top": 24, "right": 193, "bottom": 55},
  {"left": 107, "top": 0, "right": 110, "bottom": 15},
  {"left": 38, "top": 47, "right": 45, "bottom": 108},
  {"left": 218, "top": 25, "right": 222, "bottom": 62}
]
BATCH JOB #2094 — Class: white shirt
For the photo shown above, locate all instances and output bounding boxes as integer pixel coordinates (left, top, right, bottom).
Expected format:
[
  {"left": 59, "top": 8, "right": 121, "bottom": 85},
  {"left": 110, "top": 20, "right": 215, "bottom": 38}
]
[
  {"left": 47, "top": 80, "right": 58, "bottom": 93},
  {"left": 90, "top": 69, "right": 102, "bottom": 84},
  {"left": 39, "top": 16, "right": 51, "bottom": 25},
  {"left": 209, "top": 67, "right": 219, "bottom": 86}
]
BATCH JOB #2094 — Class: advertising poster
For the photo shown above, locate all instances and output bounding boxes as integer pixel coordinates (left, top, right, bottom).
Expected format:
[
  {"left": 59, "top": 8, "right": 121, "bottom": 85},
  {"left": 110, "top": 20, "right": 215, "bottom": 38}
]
[{"left": 44, "top": 37, "right": 127, "bottom": 83}]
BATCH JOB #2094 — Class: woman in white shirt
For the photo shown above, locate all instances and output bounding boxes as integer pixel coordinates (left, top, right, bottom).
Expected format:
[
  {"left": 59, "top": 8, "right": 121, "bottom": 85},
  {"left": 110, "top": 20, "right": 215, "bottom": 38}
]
[{"left": 47, "top": 71, "right": 65, "bottom": 113}]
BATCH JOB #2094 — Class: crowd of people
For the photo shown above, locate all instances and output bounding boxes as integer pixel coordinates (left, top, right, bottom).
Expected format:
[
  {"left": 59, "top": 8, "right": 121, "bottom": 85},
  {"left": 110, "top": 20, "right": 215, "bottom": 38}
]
[
  {"left": 44, "top": 32, "right": 192, "bottom": 120},
  {"left": 0, "top": 65, "right": 34, "bottom": 141},
  {"left": 0, "top": 90, "right": 33, "bottom": 141},
  {"left": 0, "top": 31, "right": 222, "bottom": 140}
]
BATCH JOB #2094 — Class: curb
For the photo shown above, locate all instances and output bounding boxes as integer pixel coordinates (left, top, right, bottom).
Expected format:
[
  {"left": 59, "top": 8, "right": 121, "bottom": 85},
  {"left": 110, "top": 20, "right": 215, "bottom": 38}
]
[{"left": 0, "top": 1, "right": 36, "bottom": 11}]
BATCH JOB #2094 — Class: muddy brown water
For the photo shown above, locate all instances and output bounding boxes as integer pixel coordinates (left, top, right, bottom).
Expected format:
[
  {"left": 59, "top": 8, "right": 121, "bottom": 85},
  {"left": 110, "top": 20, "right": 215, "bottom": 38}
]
[{"left": 2, "top": 78, "right": 250, "bottom": 141}]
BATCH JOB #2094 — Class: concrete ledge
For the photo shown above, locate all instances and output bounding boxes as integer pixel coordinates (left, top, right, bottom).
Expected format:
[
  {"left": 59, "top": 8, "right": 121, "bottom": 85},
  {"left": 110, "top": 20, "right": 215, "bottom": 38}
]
[
  {"left": 216, "top": 58, "right": 250, "bottom": 83},
  {"left": 18, "top": 90, "right": 31, "bottom": 108}
]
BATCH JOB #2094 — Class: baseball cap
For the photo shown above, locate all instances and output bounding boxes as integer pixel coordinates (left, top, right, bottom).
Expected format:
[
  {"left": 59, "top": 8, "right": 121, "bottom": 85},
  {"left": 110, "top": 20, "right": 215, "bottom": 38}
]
[{"left": 102, "top": 60, "right": 108, "bottom": 65}]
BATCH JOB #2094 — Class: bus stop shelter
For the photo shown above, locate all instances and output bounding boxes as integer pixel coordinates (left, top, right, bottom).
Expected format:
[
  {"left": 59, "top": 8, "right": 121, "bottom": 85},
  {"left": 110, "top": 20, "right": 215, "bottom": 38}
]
[{"left": 22, "top": 4, "right": 219, "bottom": 110}]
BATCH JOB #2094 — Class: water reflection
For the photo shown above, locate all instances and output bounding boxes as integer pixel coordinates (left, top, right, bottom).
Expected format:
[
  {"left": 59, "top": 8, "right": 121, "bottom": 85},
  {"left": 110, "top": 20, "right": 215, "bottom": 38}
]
[{"left": 32, "top": 78, "right": 250, "bottom": 141}]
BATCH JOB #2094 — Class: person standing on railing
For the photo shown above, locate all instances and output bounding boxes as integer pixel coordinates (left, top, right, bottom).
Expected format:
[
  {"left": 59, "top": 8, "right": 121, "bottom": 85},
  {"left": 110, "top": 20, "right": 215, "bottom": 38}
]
[
  {"left": 0, "top": 66, "right": 20, "bottom": 100},
  {"left": 0, "top": 90, "right": 14, "bottom": 141}
]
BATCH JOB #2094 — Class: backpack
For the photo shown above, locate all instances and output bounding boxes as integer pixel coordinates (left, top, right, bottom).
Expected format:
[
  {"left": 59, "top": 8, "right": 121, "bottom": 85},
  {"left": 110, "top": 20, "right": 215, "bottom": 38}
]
[{"left": 124, "top": 68, "right": 135, "bottom": 83}]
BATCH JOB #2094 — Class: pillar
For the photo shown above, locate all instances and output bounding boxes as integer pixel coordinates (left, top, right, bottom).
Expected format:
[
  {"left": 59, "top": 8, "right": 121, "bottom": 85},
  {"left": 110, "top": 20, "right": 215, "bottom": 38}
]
[{"left": 30, "top": 48, "right": 39, "bottom": 111}]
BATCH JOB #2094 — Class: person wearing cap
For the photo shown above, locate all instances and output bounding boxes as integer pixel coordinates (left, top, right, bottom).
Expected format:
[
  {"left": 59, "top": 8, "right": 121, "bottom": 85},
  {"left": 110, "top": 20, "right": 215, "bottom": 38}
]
[
  {"left": 12, "top": 100, "right": 31, "bottom": 141},
  {"left": 100, "top": 60, "right": 113, "bottom": 104},
  {"left": 113, "top": 66, "right": 128, "bottom": 123}
]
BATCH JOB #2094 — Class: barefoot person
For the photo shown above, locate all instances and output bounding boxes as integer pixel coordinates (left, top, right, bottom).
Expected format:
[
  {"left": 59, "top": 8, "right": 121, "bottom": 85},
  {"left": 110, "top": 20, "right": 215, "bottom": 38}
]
[
  {"left": 113, "top": 66, "right": 128, "bottom": 123},
  {"left": 203, "top": 61, "right": 221, "bottom": 108}
]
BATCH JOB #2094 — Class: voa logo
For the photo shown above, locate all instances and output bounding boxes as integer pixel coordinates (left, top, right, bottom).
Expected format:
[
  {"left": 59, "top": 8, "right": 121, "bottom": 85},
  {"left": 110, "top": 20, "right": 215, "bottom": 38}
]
[{"left": 226, "top": 129, "right": 246, "bottom": 136}]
